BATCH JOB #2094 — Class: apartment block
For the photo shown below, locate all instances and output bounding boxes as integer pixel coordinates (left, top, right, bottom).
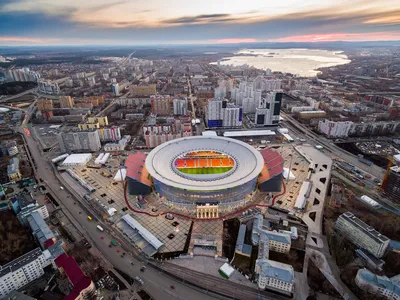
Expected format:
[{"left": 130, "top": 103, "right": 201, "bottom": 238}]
[
  {"left": 58, "top": 130, "right": 101, "bottom": 152},
  {"left": 318, "top": 119, "right": 353, "bottom": 138},
  {"left": 150, "top": 95, "right": 172, "bottom": 115},
  {"left": 37, "top": 99, "right": 53, "bottom": 111},
  {"left": 0, "top": 248, "right": 49, "bottom": 299},
  {"left": 59, "top": 96, "right": 75, "bottom": 109},
  {"left": 335, "top": 212, "right": 390, "bottom": 258}
]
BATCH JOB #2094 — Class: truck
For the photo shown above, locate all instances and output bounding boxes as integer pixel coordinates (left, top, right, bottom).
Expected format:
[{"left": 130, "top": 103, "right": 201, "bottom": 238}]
[{"left": 97, "top": 225, "right": 104, "bottom": 232}]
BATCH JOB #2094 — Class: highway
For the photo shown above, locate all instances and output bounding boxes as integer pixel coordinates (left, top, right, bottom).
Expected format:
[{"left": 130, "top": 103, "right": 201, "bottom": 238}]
[
  {"left": 20, "top": 125, "right": 221, "bottom": 300},
  {"left": 281, "top": 112, "right": 385, "bottom": 178}
]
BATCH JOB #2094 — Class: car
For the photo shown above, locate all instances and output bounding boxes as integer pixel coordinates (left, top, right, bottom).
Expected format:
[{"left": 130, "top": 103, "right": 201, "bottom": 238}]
[
  {"left": 130, "top": 262, "right": 134, "bottom": 265},
  {"left": 170, "top": 285, "right": 175, "bottom": 290},
  {"left": 100, "top": 236, "right": 104, "bottom": 240},
  {"left": 116, "top": 249, "right": 120, "bottom": 253},
  {"left": 135, "top": 276, "right": 145, "bottom": 285},
  {"left": 140, "top": 266, "right": 146, "bottom": 272}
]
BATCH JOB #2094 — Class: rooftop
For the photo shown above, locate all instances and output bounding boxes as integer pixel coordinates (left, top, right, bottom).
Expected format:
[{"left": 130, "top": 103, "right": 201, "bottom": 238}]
[
  {"left": 145, "top": 136, "right": 264, "bottom": 191},
  {"left": 260, "top": 230, "right": 291, "bottom": 245},
  {"left": 61, "top": 153, "right": 92, "bottom": 166},
  {"left": 0, "top": 248, "right": 43, "bottom": 278},
  {"left": 339, "top": 212, "right": 389, "bottom": 243},
  {"left": 256, "top": 259, "right": 294, "bottom": 282}
]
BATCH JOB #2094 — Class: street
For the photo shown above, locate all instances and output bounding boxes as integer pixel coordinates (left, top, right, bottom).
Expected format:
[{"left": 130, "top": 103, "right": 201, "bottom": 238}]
[{"left": 20, "top": 127, "right": 221, "bottom": 300}]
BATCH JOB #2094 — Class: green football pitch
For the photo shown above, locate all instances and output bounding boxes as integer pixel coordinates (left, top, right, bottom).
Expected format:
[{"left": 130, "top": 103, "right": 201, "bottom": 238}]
[{"left": 178, "top": 166, "right": 233, "bottom": 175}]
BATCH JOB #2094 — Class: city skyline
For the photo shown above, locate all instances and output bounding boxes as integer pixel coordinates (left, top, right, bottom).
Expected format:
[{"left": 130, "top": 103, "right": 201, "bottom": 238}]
[{"left": 0, "top": 0, "right": 399, "bottom": 45}]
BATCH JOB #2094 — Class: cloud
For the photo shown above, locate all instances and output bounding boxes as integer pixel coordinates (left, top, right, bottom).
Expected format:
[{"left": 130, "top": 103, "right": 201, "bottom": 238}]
[
  {"left": 269, "top": 31, "right": 400, "bottom": 42},
  {"left": 0, "top": 36, "right": 60, "bottom": 43},
  {"left": 162, "top": 14, "right": 235, "bottom": 25}
]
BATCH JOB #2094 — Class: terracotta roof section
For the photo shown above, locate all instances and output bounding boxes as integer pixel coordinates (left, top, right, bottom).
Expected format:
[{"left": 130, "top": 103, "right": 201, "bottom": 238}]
[
  {"left": 259, "top": 148, "right": 284, "bottom": 183},
  {"left": 125, "top": 152, "right": 152, "bottom": 186}
]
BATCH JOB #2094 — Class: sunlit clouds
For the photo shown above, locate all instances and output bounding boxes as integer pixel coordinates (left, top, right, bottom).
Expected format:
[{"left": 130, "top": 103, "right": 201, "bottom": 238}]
[{"left": 0, "top": 0, "right": 399, "bottom": 45}]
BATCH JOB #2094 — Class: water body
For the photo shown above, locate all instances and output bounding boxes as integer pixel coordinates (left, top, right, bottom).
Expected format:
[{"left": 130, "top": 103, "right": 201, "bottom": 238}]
[{"left": 213, "top": 48, "right": 351, "bottom": 77}]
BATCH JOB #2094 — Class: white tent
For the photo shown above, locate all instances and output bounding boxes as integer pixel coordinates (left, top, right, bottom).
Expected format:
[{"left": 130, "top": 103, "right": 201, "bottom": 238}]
[{"left": 283, "top": 168, "right": 295, "bottom": 180}]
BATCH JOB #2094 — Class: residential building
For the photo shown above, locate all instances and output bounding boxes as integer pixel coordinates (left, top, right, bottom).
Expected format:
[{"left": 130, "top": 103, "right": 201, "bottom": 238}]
[
  {"left": 349, "top": 121, "right": 400, "bottom": 137},
  {"left": 112, "top": 83, "right": 120, "bottom": 96},
  {"left": 7, "top": 157, "right": 21, "bottom": 181},
  {"left": 58, "top": 130, "right": 102, "bottom": 152},
  {"left": 11, "top": 193, "right": 49, "bottom": 226},
  {"left": 173, "top": 98, "right": 188, "bottom": 115},
  {"left": 103, "top": 135, "right": 131, "bottom": 151},
  {"left": 205, "top": 99, "right": 223, "bottom": 127},
  {"left": 255, "top": 259, "right": 294, "bottom": 294},
  {"left": 384, "top": 166, "right": 400, "bottom": 204},
  {"left": 78, "top": 116, "right": 109, "bottom": 130},
  {"left": 318, "top": 120, "right": 353, "bottom": 138},
  {"left": 151, "top": 95, "right": 172, "bottom": 115},
  {"left": 255, "top": 91, "right": 282, "bottom": 127},
  {"left": 38, "top": 80, "right": 60, "bottom": 95},
  {"left": 298, "top": 110, "right": 327, "bottom": 119},
  {"left": 98, "top": 127, "right": 121, "bottom": 142},
  {"left": 222, "top": 105, "right": 242, "bottom": 128},
  {"left": 335, "top": 212, "right": 390, "bottom": 258},
  {"left": 59, "top": 96, "right": 75, "bottom": 108},
  {"left": 0, "top": 248, "right": 49, "bottom": 299},
  {"left": 214, "top": 86, "right": 226, "bottom": 99},
  {"left": 37, "top": 98, "right": 53, "bottom": 111},
  {"left": 355, "top": 268, "right": 400, "bottom": 299},
  {"left": 260, "top": 230, "right": 291, "bottom": 253},
  {"left": 3, "top": 291, "right": 37, "bottom": 300},
  {"left": 27, "top": 211, "right": 55, "bottom": 250},
  {"left": 4, "top": 68, "right": 40, "bottom": 82}
]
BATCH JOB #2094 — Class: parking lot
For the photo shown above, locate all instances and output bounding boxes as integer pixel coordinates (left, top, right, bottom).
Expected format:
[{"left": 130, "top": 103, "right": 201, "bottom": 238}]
[{"left": 64, "top": 154, "right": 192, "bottom": 254}]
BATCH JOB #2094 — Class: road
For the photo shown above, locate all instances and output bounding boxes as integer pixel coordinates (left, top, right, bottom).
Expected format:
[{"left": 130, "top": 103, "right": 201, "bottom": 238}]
[
  {"left": 0, "top": 88, "right": 37, "bottom": 103},
  {"left": 281, "top": 112, "right": 385, "bottom": 178},
  {"left": 20, "top": 127, "right": 221, "bottom": 300}
]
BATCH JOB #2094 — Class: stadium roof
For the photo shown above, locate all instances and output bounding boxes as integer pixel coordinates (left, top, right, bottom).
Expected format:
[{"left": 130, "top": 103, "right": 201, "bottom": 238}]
[{"left": 145, "top": 136, "right": 264, "bottom": 191}]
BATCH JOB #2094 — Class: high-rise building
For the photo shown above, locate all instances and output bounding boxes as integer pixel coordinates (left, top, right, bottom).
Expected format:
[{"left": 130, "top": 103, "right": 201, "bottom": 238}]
[
  {"left": 59, "top": 96, "right": 75, "bottom": 109},
  {"left": 58, "top": 130, "right": 101, "bottom": 152},
  {"left": 214, "top": 86, "right": 226, "bottom": 99},
  {"left": 150, "top": 95, "right": 172, "bottom": 115},
  {"left": 222, "top": 105, "right": 242, "bottom": 128},
  {"left": 318, "top": 120, "right": 353, "bottom": 138},
  {"left": 206, "top": 99, "right": 224, "bottom": 127},
  {"left": 383, "top": 159, "right": 400, "bottom": 203},
  {"left": 255, "top": 92, "right": 282, "bottom": 126},
  {"left": 98, "top": 127, "right": 122, "bottom": 142},
  {"left": 335, "top": 212, "right": 390, "bottom": 258},
  {"left": 173, "top": 98, "right": 188, "bottom": 115},
  {"left": 37, "top": 98, "right": 53, "bottom": 111},
  {"left": 112, "top": 83, "right": 120, "bottom": 96}
]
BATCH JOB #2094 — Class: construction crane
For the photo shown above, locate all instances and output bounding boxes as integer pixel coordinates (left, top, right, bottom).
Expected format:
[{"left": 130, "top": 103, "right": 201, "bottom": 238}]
[{"left": 379, "top": 157, "right": 395, "bottom": 191}]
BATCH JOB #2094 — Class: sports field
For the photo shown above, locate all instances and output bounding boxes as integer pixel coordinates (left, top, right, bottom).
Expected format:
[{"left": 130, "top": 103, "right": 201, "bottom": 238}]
[{"left": 178, "top": 166, "right": 233, "bottom": 175}]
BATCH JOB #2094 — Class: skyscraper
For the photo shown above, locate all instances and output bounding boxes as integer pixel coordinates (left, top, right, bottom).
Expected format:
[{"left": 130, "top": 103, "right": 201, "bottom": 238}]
[{"left": 255, "top": 92, "right": 282, "bottom": 126}]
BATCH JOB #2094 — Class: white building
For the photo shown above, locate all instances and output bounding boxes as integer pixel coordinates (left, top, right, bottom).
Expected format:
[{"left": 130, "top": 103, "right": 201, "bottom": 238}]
[
  {"left": 0, "top": 248, "right": 50, "bottom": 299},
  {"left": 355, "top": 268, "right": 400, "bottom": 299},
  {"left": 255, "top": 259, "right": 294, "bottom": 294},
  {"left": 318, "top": 120, "right": 353, "bottom": 138},
  {"left": 254, "top": 92, "right": 282, "bottom": 126},
  {"left": 173, "top": 98, "right": 188, "bottom": 115},
  {"left": 61, "top": 153, "right": 92, "bottom": 166},
  {"left": 38, "top": 80, "right": 60, "bottom": 95},
  {"left": 260, "top": 231, "right": 291, "bottom": 253},
  {"left": 214, "top": 86, "right": 226, "bottom": 99},
  {"left": 222, "top": 106, "right": 242, "bottom": 127},
  {"left": 335, "top": 212, "right": 390, "bottom": 258},
  {"left": 242, "top": 97, "right": 257, "bottom": 113}
]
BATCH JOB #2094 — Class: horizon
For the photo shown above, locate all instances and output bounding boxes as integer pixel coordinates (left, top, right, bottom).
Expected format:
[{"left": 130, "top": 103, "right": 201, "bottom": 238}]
[{"left": 1, "top": 0, "right": 399, "bottom": 46}]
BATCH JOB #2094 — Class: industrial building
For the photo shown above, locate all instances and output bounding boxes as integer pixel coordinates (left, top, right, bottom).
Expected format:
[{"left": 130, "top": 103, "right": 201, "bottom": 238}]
[
  {"left": 58, "top": 130, "right": 101, "bottom": 152},
  {"left": 60, "top": 153, "right": 92, "bottom": 166},
  {"left": 335, "top": 212, "right": 390, "bottom": 258}
]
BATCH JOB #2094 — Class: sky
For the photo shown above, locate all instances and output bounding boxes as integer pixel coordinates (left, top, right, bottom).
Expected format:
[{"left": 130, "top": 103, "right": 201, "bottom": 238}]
[{"left": 0, "top": 0, "right": 399, "bottom": 45}]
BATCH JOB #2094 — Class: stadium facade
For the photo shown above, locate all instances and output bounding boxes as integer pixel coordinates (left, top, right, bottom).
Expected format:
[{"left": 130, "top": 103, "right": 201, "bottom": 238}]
[{"left": 125, "top": 136, "right": 284, "bottom": 216}]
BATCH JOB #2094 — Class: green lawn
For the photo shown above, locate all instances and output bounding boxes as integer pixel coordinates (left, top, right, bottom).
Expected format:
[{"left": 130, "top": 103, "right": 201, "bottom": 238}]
[{"left": 178, "top": 166, "right": 233, "bottom": 175}]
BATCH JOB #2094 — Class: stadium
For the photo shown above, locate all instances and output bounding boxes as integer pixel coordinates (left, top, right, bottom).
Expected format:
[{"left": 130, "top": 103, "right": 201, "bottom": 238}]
[{"left": 125, "top": 136, "right": 284, "bottom": 215}]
